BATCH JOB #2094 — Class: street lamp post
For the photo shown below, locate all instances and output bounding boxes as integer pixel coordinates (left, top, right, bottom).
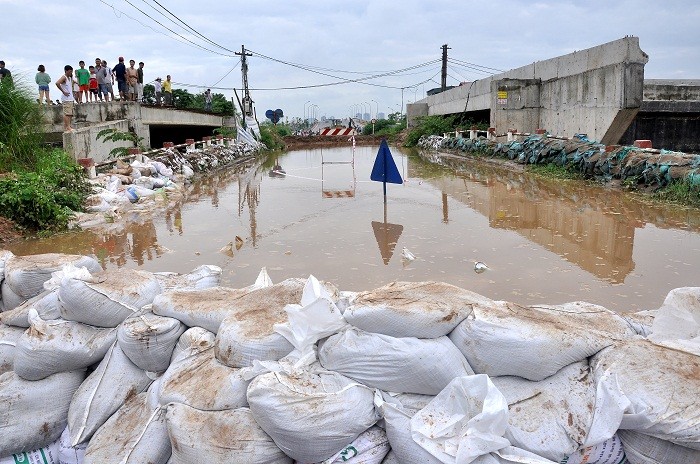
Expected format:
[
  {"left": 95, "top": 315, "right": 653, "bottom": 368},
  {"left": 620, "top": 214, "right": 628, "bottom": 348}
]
[
  {"left": 371, "top": 99, "right": 378, "bottom": 120},
  {"left": 303, "top": 100, "right": 311, "bottom": 126}
]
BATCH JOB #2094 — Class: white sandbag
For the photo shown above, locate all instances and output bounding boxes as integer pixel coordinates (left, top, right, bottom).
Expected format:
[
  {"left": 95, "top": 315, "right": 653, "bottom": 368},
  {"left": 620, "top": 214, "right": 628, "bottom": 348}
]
[
  {"left": 0, "top": 280, "right": 24, "bottom": 311},
  {"left": 591, "top": 339, "right": 700, "bottom": 450},
  {"left": 344, "top": 281, "right": 490, "bottom": 338},
  {"left": 165, "top": 404, "right": 291, "bottom": 464},
  {"left": 170, "top": 327, "right": 216, "bottom": 363},
  {"left": 375, "top": 395, "right": 442, "bottom": 464},
  {"left": 58, "top": 426, "right": 87, "bottom": 464},
  {"left": 386, "top": 392, "right": 436, "bottom": 412},
  {"left": 153, "top": 264, "right": 223, "bottom": 291},
  {"left": 449, "top": 301, "right": 637, "bottom": 381},
  {"left": 617, "top": 430, "right": 700, "bottom": 464},
  {"left": 563, "top": 435, "right": 627, "bottom": 464},
  {"left": 117, "top": 313, "right": 185, "bottom": 372},
  {"left": 158, "top": 347, "right": 249, "bottom": 411},
  {"left": 0, "top": 370, "right": 86, "bottom": 456},
  {"left": 215, "top": 278, "right": 310, "bottom": 367},
  {"left": 67, "top": 343, "right": 152, "bottom": 446},
  {"left": 4, "top": 253, "right": 101, "bottom": 300},
  {"left": 59, "top": 269, "right": 162, "bottom": 327},
  {"left": 247, "top": 365, "right": 378, "bottom": 462},
  {"left": 491, "top": 361, "right": 599, "bottom": 461},
  {"left": 621, "top": 310, "right": 656, "bottom": 337},
  {"left": 0, "top": 290, "right": 60, "bottom": 327},
  {"left": 381, "top": 451, "right": 400, "bottom": 464},
  {"left": 0, "top": 323, "right": 24, "bottom": 375},
  {"left": 648, "top": 287, "right": 700, "bottom": 356},
  {"left": 319, "top": 328, "right": 473, "bottom": 395},
  {"left": 313, "top": 426, "right": 391, "bottom": 464},
  {"left": 83, "top": 393, "right": 170, "bottom": 464},
  {"left": 13, "top": 309, "right": 117, "bottom": 381},
  {"left": 0, "top": 440, "right": 59, "bottom": 464}
]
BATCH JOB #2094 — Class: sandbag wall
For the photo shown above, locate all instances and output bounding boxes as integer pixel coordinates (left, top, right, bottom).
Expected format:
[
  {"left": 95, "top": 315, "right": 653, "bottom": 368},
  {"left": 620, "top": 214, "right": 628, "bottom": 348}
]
[
  {"left": 0, "top": 250, "right": 699, "bottom": 464},
  {"left": 418, "top": 134, "right": 700, "bottom": 191}
]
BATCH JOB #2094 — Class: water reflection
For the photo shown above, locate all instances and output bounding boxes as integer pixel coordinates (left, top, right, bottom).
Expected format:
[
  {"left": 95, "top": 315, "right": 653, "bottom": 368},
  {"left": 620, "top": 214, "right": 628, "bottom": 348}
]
[{"left": 371, "top": 205, "right": 404, "bottom": 265}]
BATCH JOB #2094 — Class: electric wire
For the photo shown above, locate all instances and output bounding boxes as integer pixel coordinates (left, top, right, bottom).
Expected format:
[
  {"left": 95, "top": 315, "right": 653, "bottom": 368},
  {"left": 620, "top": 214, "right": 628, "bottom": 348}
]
[{"left": 210, "top": 59, "right": 241, "bottom": 87}]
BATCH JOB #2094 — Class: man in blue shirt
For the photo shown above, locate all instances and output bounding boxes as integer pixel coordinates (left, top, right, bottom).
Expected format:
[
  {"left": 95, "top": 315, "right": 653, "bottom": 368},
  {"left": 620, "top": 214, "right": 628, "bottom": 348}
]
[{"left": 113, "top": 57, "right": 127, "bottom": 100}]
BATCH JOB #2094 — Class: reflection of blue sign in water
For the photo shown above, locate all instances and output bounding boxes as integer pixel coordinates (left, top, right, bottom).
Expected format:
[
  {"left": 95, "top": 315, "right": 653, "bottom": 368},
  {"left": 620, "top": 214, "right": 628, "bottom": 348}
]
[{"left": 370, "top": 139, "right": 403, "bottom": 185}]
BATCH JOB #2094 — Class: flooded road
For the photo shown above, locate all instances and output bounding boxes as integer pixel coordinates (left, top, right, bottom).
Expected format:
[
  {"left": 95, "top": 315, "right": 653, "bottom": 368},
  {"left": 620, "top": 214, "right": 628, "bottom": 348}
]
[{"left": 7, "top": 146, "right": 700, "bottom": 312}]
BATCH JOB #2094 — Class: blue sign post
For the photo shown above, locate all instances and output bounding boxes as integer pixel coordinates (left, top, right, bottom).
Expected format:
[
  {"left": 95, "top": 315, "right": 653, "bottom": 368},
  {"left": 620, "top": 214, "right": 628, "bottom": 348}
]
[{"left": 370, "top": 139, "right": 403, "bottom": 203}]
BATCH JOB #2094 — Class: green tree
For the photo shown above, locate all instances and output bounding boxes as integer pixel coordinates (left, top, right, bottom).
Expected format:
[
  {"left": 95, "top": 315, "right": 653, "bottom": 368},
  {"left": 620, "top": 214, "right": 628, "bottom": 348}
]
[
  {"left": 143, "top": 83, "right": 155, "bottom": 104},
  {"left": 172, "top": 88, "right": 194, "bottom": 109}
]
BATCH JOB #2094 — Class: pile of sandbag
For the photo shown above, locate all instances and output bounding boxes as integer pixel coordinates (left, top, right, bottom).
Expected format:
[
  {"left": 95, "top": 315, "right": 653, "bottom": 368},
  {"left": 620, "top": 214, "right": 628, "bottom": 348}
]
[{"left": 0, "top": 251, "right": 698, "bottom": 464}]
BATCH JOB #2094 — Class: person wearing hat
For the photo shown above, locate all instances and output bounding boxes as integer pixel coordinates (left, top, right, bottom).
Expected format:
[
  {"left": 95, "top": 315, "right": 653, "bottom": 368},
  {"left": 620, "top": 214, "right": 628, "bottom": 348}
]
[{"left": 154, "top": 77, "right": 162, "bottom": 106}]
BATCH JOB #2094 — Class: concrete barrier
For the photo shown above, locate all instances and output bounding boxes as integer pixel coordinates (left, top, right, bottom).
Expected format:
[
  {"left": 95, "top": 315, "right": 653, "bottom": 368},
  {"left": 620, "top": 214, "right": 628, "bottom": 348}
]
[{"left": 62, "top": 120, "right": 132, "bottom": 163}]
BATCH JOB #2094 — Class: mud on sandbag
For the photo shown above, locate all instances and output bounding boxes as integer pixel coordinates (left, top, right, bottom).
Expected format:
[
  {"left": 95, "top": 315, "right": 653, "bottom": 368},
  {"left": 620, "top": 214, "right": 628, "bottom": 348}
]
[
  {"left": 169, "top": 326, "right": 216, "bottom": 364},
  {"left": 83, "top": 393, "right": 170, "bottom": 464},
  {"left": 246, "top": 365, "right": 377, "bottom": 463},
  {"left": 449, "top": 300, "right": 637, "bottom": 381},
  {"left": 343, "top": 281, "right": 490, "bottom": 338},
  {"left": 13, "top": 308, "right": 117, "bottom": 381},
  {"left": 152, "top": 264, "right": 222, "bottom": 291},
  {"left": 59, "top": 269, "right": 162, "bottom": 328},
  {"left": 165, "top": 404, "right": 291, "bottom": 464},
  {"left": 4, "top": 253, "right": 101, "bottom": 301},
  {"left": 117, "top": 313, "right": 185, "bottom": 372},
  {"left": 318, "top": 327, "right": 473, "bottom": 395},
  {"left": 0, "top": 369, "right": 86, "bottom": 456}
]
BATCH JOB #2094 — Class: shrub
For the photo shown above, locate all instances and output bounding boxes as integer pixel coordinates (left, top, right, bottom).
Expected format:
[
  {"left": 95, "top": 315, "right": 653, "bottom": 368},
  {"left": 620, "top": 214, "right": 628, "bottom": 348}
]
[
  {"left": 404, "top": 115, "right": 457, "bottom": 147},
  {"left": 0, "top": 77, "right": 45, "bottom": 170}
]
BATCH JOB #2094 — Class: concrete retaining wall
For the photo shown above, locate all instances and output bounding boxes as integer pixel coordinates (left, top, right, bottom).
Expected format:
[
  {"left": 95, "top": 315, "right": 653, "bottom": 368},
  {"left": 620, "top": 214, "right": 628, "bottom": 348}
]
[{"left": 63, "top": 120, "right": 132, "bottom": 163}]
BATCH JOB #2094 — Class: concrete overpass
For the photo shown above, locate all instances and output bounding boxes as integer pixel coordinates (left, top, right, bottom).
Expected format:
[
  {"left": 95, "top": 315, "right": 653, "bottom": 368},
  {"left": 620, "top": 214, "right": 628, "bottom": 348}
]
[
  {"left": 43, "top": 102, "right": 235, "bottom": 162},
  {"left": 407, "top": 37, "right": 649, "bottom": 145}
]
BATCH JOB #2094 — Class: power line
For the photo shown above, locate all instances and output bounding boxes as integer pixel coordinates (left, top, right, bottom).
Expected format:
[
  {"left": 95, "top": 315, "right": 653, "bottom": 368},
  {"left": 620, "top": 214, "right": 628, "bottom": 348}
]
[
  {"left": 448, "top": 57, "right": 504, "bottom": 73},
  {"left": 210, "top": 59, "right": 241, "bottom": 87}
]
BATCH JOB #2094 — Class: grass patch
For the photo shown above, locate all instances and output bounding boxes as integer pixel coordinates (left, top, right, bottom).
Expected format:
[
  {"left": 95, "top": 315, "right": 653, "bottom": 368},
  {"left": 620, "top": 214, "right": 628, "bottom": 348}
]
[
  {"left": 0, "top": 77, "right": 46, "bottom": 170},
  {"left": 652, "top": 179, "right": 700, "bottom": 207}
]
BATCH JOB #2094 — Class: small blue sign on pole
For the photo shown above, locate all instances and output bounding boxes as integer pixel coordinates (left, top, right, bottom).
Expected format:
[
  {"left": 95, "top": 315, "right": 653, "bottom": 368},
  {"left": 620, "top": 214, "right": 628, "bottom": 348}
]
[{"left": 370, "top": 139, "right": 403, "bottom": 202}]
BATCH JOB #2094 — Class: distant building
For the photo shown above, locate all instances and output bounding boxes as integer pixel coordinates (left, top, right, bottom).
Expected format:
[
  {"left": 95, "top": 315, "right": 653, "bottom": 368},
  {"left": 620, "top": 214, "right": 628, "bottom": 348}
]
[
  {"left": 363, "top": 113, "right": 370, "bottom": 121},
  {"left": 377, "top": 112, "right": 386, "bottom": 120}
]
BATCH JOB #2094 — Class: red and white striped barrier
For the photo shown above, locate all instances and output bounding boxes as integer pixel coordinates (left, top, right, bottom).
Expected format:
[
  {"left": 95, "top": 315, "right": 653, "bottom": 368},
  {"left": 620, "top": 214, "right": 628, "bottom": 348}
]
[{"left": 320, "top": 127, "right": 356, "bottom": 136}]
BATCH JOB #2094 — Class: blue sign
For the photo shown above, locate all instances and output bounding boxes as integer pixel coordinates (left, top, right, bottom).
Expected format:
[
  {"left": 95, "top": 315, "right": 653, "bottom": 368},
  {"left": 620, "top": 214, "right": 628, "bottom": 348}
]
[{"left": 370, "top": 139, "right": 403, "bottom": 185}]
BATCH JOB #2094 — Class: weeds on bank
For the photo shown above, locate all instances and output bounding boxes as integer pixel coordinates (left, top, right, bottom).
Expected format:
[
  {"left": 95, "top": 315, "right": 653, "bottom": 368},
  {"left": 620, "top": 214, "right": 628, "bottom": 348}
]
[
  {"left": 653, "top": 179, "right": 700, "bottom": 208},
  {"left": 0, "top": 78, "right": 45, "bottom": 170}
]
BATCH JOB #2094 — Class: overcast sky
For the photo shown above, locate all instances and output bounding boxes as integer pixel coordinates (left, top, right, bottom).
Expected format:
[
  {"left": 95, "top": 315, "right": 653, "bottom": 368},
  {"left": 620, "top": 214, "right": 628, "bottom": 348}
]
[{"left": 2, "top": 0, "right": 699, "bottom": 121}]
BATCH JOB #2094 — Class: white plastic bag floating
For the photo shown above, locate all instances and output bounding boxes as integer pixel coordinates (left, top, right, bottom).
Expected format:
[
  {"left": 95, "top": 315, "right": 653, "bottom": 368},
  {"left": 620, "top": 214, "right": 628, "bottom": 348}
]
[
  {"left": 648, "top": 287, "right": 700, "bottom": 356},
  {"left": 617, "top": 430, "right": 700, "bottom": 463},
  {"left": 344, "top": 281, "right": 489, "bottom": 338},
  {"left": 13, "top": 309, "right": 117, "bottom": 381},
  {"left": 0, "top": 323, "right": 24, "bottom": 375},
  {"left": 591, "top": 339, "right": 700, "bottom": 450},
  {"left": 319, "top": 328, "right": 473, "bottom": 395},
  {"left": 215, "top": 278, "right": 309, "bottom": 368},
  {"left": 491, "top": 361, "right": 601, "bottom": 462},
  {"left": 0, "top": 289, "right": 60, "bottom": 328},
  {"left": 153, "top": 264, "right": 223, "bottom": 291},
  {"left": 4, "top": 253, "right": 101, "bottom": 300},
  {"left": 59, "top": 269, "right": 162, "bottom": 327},
  {"left": 165, "top": 404, "right": 292, "bottom": 464},
  {"left": 158, "top": 347, "right": 250, "bottom": 411},
  {"left": 83, "top": 393, "right": 170, "bottom": 464},
  {"left": 449, "top": 301, "right": 636, "bottom": 381},
  {"left": 68, "top": 342, "right": 152, "bottom": 447},
  {"left": 0, "top": 369, "right": 86, "bottom": 456},
  {"left": 117, "top": 313, "right": 185, "bottom": 372},
  {"left": 247, "top": 365, "right": 378, "bottom": 463},
  {"left": 170, "top": 327, "right": 216, "bottom": 364}
]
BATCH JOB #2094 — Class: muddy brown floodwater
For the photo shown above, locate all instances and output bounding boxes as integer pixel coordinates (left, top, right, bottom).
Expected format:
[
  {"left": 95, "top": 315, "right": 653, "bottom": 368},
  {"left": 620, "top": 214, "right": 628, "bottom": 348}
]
[{"left": 6, "top": 146, "right": 700, "bottom": 313}]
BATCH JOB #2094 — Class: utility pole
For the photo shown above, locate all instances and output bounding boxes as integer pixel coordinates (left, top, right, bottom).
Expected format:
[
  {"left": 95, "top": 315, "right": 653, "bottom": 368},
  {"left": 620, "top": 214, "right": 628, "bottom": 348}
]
[
  {"left": 236, "top": 45, "right": 254, "bottom": 117},
  {"left": 441, "top": 44, "right": 450, "bottom": 91}
]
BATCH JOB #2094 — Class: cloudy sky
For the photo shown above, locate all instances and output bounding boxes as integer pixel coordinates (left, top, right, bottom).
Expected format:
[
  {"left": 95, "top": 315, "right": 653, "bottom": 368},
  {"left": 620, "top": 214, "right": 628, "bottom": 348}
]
[{"left": 2, "top": 0, "right": 699, "bottom": 120}]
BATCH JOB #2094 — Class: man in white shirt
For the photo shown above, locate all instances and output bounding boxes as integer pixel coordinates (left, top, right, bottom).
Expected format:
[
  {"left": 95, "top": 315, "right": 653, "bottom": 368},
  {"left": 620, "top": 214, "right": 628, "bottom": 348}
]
[{"left": 55, "top": 65, "right": 75, "bottom": 132}]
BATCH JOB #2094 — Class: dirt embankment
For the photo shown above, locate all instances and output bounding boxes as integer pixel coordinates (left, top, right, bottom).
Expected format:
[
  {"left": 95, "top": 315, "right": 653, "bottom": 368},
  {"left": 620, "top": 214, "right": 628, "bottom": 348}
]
[
  {"left": 283, "top": 135, "right": 387, "bottom": 150},
  {"left": 0, "top": 217, "right": 22, "bottom": 244}
]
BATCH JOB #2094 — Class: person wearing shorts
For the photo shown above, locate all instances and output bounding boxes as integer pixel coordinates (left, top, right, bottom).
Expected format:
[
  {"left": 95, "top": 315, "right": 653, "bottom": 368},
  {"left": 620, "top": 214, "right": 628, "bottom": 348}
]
[
  {"left": 75, "top": 60, "right": 90, "bottom": 104},
  {"left": 88, "top": 66, "right": 98, "bottom": 102},
  {"left": 126, "top": 59, "right": 138, "bottom": 101},
  {"left": 55, "top": 65, "right": 75, "bottom": 131},
  {"left": 98, "top": 60, "right": 114, "bottom": 101},
  {"left": 35, "top": 64, "right": 52, "bottom": 105}
]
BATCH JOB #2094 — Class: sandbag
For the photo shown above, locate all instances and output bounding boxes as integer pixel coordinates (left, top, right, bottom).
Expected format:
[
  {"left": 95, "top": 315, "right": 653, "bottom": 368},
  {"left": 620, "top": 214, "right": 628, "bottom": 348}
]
[
  {"left": 67, "top": 343, "right": 152, "bottom": 446},
  {"left": 319, "top": 328, "right": 473, "bottom": 395},
  {"left": 58, "top": 426, "right": 87, "bottom": 464},
  {"left": 376, "top": 396, "right": 442, "bottom": 464},
  {"left": 153, "top": 264, "right": 223, "bottom": 291},
  {"left": 0, "top": 289, "right": 60, "bottom": 327},
  {"left": 563, "top": 435, "right": 627, "bottom": 464},
  {"left": 83, "top": 393, "right": 170, "bottom": 464},
  {"left": 215, "top": 278, "right": 310, "bottom": 367},
  {"left": 170, "top": 326, "right": 216, "bottom": 363},
  {"left": 591, "top": 339, "right": 700, "bottom": 450},
  {"left": 648, "top": 287, "right": 700, "bottom": 356},
  {"left": 247, "top": 365, "right": 378, "bottom": 462},
  {"left": 449, "top": 301, "right": 636, "bottom": 381},
  {"left": 152, "top": 286, "right": 257, "bottom": 334},
  {"left": 13, "top": 309, "right": 117, "bottom": 381},
  {"left": 381, "top": 451, "right": 400, "bottom": 464},
  {"left": 158, "top": 347, "right": 249, "bottom": 411},
  {"left": 165, "top": 404, "right": 291, "bottom": 464},
  {"left": 117, "top": 313, "right": 185, "bottom": 372},
  {"left": 0, "top": 370, "right": 86, "bottom": 456},
  {"left": 314, "top": 426, "right": 391, "bottom": 464},
  {"left": 491, "top": 361, "right": 598, "bottom": 461},
  {"left": 344, "top": 281, "right": 490, "bottom": 338},
  {"left": 59, "top": 269, "right": 162, "bottom": 327},
  {"left": 0, "top": 323, "right": 24, "bottom": 375},
  {"left": 0, "top": 439, "right": 59, "bottom": 464},
  {"left": 0, "top": 281, "right": 24, "bottom": 312},
  {"left": 617, "top": 430, "right": 700, "bottom": 464},
  {"left": 4, "top": 253, "right": 101, "bottom": 300}
]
